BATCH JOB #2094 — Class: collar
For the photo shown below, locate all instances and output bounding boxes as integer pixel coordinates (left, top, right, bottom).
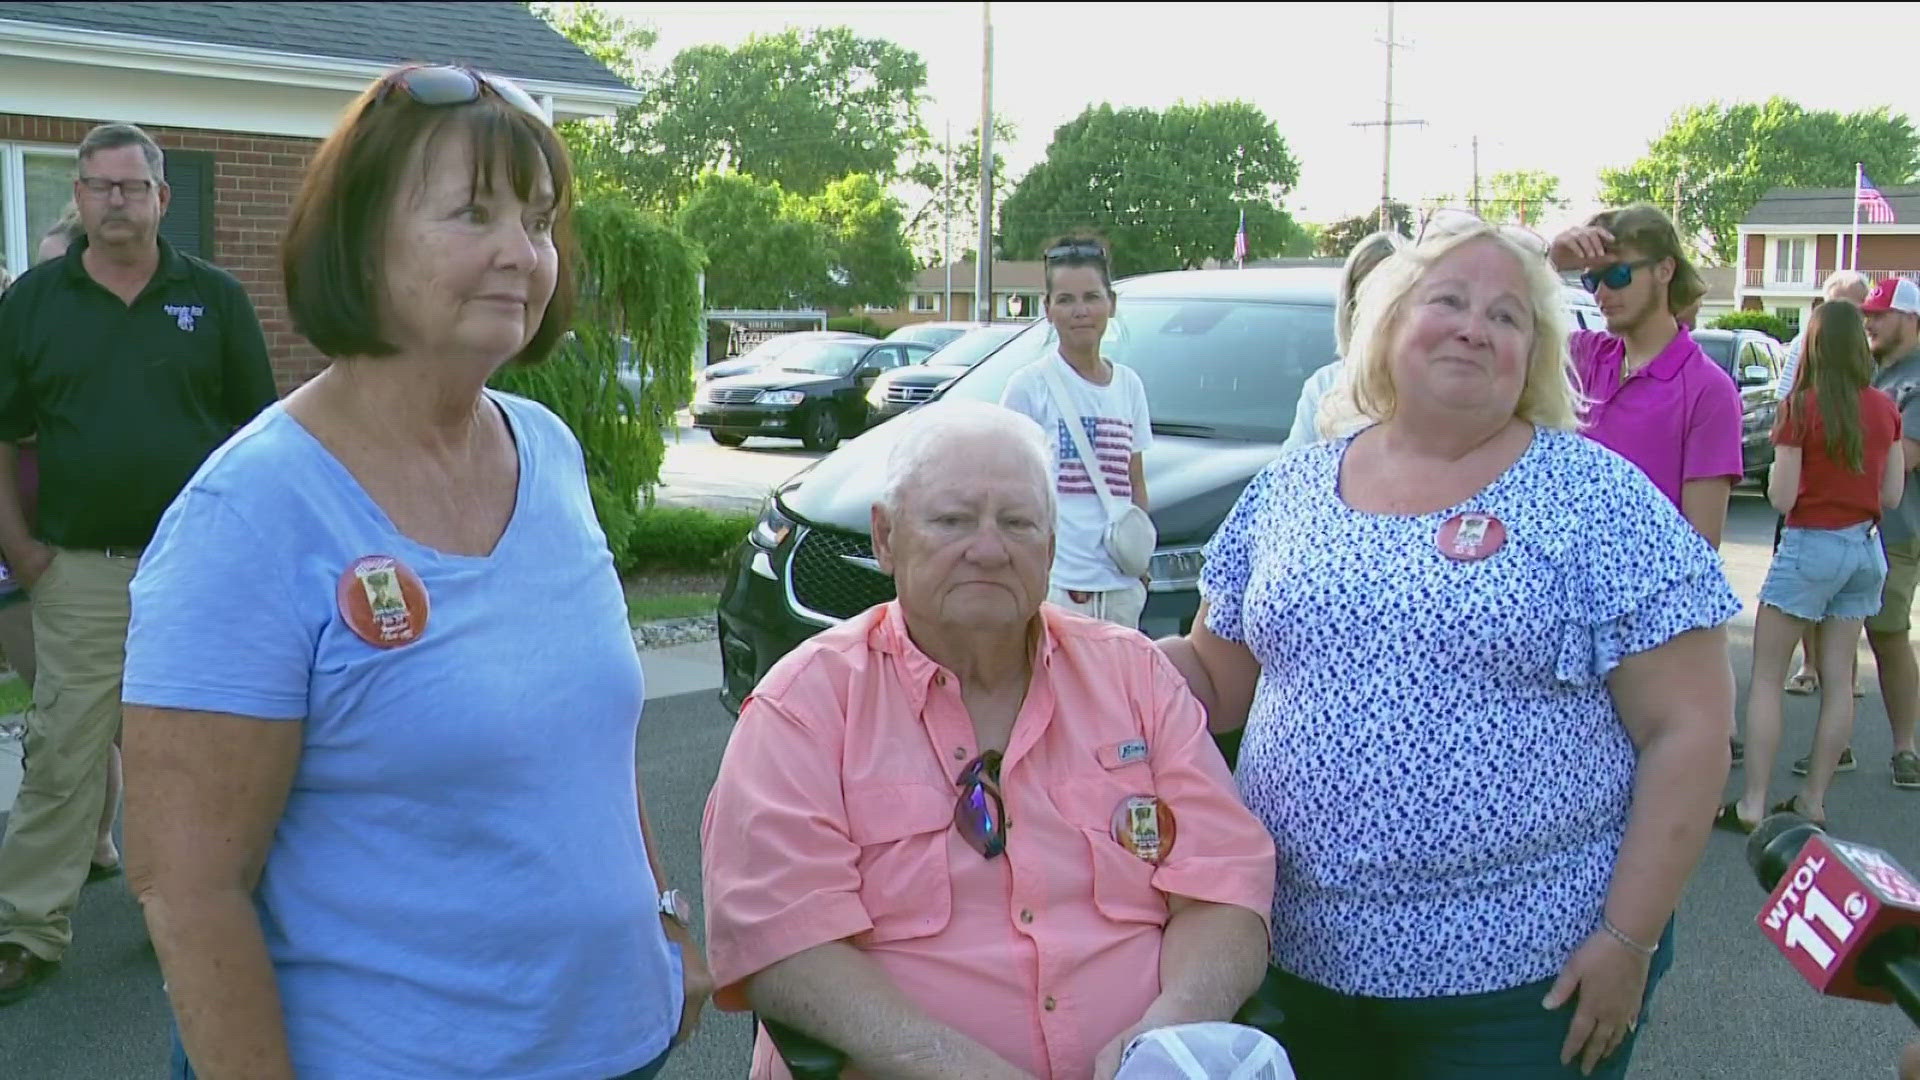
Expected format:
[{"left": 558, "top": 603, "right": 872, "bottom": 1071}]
[
  {"left": 869, "top": 600, "right": 1055, "bottom": 715},
  {"left": 1623, "top": 327, "right": 1700, "bottom": 383},
  {"left": 63, "top": 234, "right": 186, "bottom": 287}
]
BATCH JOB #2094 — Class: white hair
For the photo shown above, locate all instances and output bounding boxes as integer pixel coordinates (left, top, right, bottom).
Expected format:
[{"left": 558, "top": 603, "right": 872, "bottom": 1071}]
[
  {"left": 1823, "top": 269, "right": 1871, "bottom": 302},
  {"left": 880, "top": 399, "right": 1054, "bottom": 519}
]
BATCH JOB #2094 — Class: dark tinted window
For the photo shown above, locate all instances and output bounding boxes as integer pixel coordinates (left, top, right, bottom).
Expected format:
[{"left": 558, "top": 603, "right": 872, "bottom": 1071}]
[
  {"left": 1692, "top": 332, "right": 1736, "bottom": 371},
  {"left": 778, "top": 342, "right": 873, "bottom": 376},
  {"left": 923, "top": 326, "right": 1020, "bottom": 367},
  {"left": 941, "top": 298, "right": 1336, "bottom": 439}
]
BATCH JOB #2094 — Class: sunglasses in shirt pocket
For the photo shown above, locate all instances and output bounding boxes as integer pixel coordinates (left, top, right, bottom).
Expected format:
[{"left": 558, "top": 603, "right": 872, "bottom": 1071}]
[
  {"left": 1058, "top": 777, "right": 1170, "bottom": 928},
  {"left": 844, "top": 782, "right": 954, "bottom": 945}
]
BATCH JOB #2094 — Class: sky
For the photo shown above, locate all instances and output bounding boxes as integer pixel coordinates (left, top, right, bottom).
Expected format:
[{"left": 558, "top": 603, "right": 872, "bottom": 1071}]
[{"left": 600, "top": 1, "right": 1920, "bottom": 244}]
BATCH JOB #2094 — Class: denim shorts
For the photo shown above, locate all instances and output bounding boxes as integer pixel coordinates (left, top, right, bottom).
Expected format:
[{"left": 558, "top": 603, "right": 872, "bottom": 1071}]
[{"left": 1760, "top": 523, "right": 1888, "bottom": 622}]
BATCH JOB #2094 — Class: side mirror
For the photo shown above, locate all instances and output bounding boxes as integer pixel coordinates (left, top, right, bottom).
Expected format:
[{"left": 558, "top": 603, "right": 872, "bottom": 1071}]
[
  {"left": 857, "top": 366, "right": 882, "bottom": 380},
  {"left": 1742, "top": 364, "right": 1772, "bottom": 385}
]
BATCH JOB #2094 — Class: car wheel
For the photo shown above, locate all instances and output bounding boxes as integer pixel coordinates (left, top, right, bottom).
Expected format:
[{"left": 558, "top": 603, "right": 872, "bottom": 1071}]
[
  {"left": 712, "top": 432, "right": 746, "bottom": 448},
  {"left": 801, "top": 408, "right": 841, "bottom": 451}
]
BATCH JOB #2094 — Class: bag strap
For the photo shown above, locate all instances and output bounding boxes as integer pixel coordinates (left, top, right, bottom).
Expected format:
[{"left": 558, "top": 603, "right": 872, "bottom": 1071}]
[{"left": 1038, "top": 359, "right": 1127, "bottom": 517}]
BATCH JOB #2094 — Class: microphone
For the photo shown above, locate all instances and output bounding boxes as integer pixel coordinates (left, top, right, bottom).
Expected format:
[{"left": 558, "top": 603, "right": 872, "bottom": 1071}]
[{"left": 1746, "top": 812, "right": 1920, "bottom": 1026}]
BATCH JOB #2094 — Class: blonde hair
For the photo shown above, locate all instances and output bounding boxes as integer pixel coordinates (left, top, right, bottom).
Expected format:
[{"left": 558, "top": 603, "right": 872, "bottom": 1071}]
[
  {"left": 1317, "top": 223, "right": 1582, "bottom": 437},
  {"left": 1335, "top": 231, "right": 1403, "bottom": 356}
]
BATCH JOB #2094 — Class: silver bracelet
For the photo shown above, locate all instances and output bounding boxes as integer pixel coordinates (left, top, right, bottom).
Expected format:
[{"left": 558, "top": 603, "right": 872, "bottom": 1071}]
[{"left": 1601, "top": 917, "right": 1658, "bottom": 957}]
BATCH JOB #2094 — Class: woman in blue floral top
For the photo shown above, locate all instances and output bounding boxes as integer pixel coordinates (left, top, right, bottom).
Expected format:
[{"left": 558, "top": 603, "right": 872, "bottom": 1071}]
[{"left": 1157, "top": 219, "right": 1740, "bottom": 1078}]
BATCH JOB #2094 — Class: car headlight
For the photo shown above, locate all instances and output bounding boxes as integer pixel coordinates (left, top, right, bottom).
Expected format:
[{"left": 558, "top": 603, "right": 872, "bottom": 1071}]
[
  {"left": 867, "top": 382, "right": 889, "bottom": 406},
  {"left": 758, "top": 390, "right": 806, "bottom": 406},
  {"left": 1146, "top": 546, "right": 1205, "bottom": 592},
  {"left": 750, "top": 496, "right": 795, "bottom": 550}
]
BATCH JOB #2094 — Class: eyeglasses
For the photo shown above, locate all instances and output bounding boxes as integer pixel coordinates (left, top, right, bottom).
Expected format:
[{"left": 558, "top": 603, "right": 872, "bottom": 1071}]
[
  {"left": 1415, "top": 208, "right": 1548, "bottom": 256},
  {"left": 77, "top": 177, "right": 157, "bottom": 199},
  {"left": 952, "top": 750, "right": 1006, "bottom": 859},
  {"left": 1580, "top": 258, "right": 1660, "bottom": 294},
  {"left": 380, "top": 65, "right": 548, "bottom": 125},
  {"left": 1044, "top": 241, "right": 1107, "bottom": 263}
]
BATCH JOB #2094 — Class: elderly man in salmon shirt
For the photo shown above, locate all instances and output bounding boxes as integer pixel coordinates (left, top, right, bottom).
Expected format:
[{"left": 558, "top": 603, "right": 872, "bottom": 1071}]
[{"left": 701, "top": 399, "right": 1277, "bottom": 1080}]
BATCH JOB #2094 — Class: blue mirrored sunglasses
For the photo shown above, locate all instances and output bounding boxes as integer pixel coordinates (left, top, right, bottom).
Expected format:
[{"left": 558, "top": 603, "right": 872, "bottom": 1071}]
[{"left": 1580, "top": 258, "right": 1659, "bottom": 294}]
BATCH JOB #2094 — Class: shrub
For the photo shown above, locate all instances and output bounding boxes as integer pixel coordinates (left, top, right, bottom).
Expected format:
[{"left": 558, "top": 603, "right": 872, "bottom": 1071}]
[
  {"left": 1709, "top": 310, "right": 1795, "bottom": 342},
  {"left": 623, "top": 506, "right": 757, "bottom": 571},
  {"left": 491, "top": 191, "right": 704, "bottom": 564},
  {"left": 828, "top": 314, "right": 885, "bottom": 337}
]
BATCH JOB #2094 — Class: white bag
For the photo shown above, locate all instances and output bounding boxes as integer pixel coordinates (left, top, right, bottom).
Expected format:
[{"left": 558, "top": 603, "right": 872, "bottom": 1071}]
[
  {"left": 1038, "top": 360, "right": 1157, "bottom": 579},
  {"left": 1116, "top": 1022, "right": 1296, "bottom": 1080}
]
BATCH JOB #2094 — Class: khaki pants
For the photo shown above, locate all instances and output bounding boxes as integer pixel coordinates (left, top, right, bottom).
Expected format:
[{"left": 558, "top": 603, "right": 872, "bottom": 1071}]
[
  {"left": 0, "top": 549, "right": 135, "bottom": 961},
  {"left": 1048, "top": 581, "right": 1148, "bottom": 630}
]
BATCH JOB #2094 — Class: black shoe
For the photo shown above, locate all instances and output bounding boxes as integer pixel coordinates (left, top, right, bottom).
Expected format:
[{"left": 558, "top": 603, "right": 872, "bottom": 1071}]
[
  {"left": 0, "top": 943, "right": 55, "bottom": 1006},
  {"left": 1730, "top": 737, "right": 1744, "bottom": 767}
]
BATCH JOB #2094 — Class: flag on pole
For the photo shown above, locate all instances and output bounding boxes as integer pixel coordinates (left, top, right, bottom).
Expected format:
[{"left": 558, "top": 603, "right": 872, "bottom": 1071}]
[
  {"left": 1232, "top": 209, "right": 1248, "bottom": 266},
  {"left": 1859, "top": 170, "right": 1897, "bottom": 224}
]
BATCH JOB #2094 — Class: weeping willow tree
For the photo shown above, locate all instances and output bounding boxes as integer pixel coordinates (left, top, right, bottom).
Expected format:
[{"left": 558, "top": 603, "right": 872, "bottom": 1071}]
[{"left": 492, "top": 190, "right": 704, "bottom": 566}]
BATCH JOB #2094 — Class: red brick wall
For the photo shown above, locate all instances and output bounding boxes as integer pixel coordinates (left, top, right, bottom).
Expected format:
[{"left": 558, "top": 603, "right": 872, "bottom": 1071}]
[
  {"left": 1857, "top": 234, "right": 1920, "bottom": 273},
  {"left": 1, "top": 113, "right": 323, "bottom": 392}
]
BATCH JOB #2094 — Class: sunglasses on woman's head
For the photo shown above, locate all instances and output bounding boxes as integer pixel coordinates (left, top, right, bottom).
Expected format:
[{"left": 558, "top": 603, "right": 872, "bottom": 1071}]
[
  {"left": 1045, "top": 241, "right": 1107, "bottom": 263},
  {"left": 1580, "top": 258, "right": 1659, "bottom": 294},
  {"left": 1415, "top": 208, "right": 1548, "bottom": 256},
  {"left": 382, "top": 65, "right": 548, "bottom": 125},
  {"left": 953, "top": 750, "right": 1006, "bottom": 859}
]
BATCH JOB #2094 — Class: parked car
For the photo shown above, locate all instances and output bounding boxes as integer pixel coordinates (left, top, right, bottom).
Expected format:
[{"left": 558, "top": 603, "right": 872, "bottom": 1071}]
[
  {"left": 1564, "top": 285, "right": 1606, "bottom": 331},
  {"left": 865, "top": 324, "right": 1023, "bottom": 423},
  {"left": 1690, "top": 327, "right": 1786, "bottom": 482},
  {"left": 699, "top": 330, "right": 873, "bottom": 382},
  {"left": 715, "top": 268, "right": 1633, "bottom": 713},
  {"left": 884, "top": 320, "right": 986, "bottom": 349},
  {"left": 693, "top": 338, "right": 935, "bottom": 450}
]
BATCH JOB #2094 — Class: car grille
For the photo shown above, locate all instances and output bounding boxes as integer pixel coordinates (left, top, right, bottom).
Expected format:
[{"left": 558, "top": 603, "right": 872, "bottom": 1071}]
[
  {"left": 789, "top": 527, "right": 896, "bottom": 621},
  {"left": 885, "top": 384, "right": 940, "bottom": 404},
  {"left": 708, "top": 387, "right": 762, "bottom": 405}
]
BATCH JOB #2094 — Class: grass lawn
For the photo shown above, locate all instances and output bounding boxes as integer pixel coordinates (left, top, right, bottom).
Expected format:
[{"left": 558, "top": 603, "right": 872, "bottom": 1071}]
[
  {"left": 0, "top": 675, "right": 27, "bottom": 716},
  {"left": 623, "top": 570, "right": 725, "bottom": 627}
]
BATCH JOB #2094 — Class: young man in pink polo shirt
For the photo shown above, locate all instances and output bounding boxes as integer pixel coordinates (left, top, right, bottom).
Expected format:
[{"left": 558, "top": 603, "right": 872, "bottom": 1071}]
[{"left": 1549, "top": 206, "right": 1745, "bottom": 548}]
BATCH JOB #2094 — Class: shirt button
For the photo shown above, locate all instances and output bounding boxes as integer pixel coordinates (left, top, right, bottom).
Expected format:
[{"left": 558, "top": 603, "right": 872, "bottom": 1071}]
[
  {"left": 1020, "top": 909, "right": 1034, "bottom": 924},
  {"left": 954, "top": 747, "right": 968, "bottom": 760},
  {"left": 1043, "top": 996, "right": 1057, "bottom": 1011},
  {"left": 934, "top": 673, "right": 948, "bottom": 686}
]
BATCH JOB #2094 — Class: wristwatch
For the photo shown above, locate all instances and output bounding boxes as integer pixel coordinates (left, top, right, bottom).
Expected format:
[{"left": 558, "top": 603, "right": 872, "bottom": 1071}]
[{"left": 658, "top": 888, "right": 692, "bottom": 930}]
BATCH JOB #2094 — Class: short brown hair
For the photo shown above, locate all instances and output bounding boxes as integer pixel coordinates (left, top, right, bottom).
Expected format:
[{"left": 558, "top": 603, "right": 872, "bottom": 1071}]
[
  {"left": 1586, "top": 204, "right": 1705, "bottom": 316},
  {"left": 282, "top": 68, "right": 575, "bottom": 363}
]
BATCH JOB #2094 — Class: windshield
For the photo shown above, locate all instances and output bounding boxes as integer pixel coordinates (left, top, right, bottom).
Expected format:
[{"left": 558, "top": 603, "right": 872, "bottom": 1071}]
[
  {"left": 923, "top": 327, "right": 1020, "bottom": 368},
  {"left": 1692, "top": 333, "right": 1735, "bottom": 370},
  {"left": 778, "top": 341, "right": 872, "bottom": 376},
  {"left": 891, "top": 325, "right": 967, "bottom": 347},
  {"left": 938, "top": 298, "right": 1336, "bottom": 439}
]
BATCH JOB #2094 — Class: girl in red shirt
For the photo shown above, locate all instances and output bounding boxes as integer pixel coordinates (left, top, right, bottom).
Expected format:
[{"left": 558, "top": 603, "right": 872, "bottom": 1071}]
[{"left": 1723, "top": 300, "right": 1904, "bottom": 831}]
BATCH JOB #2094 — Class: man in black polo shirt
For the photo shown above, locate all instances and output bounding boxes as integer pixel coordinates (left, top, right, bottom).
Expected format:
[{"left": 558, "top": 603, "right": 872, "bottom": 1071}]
[{"left": 0, "top": 123, "right": 275, "bottom": 1004}]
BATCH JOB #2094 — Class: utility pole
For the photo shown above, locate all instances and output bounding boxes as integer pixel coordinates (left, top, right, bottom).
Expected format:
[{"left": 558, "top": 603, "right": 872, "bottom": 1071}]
[
  {"left": 1349, "top": 2, "right": 1424, "bottom": 234},
  {"left": 975, "top": 1, "right": 994, "bottom": 323},
  {"left": 1470, "top": 135, "right": 1481, "bottom": 216},
  {"left": 943, "top": 120, "right": 953, "bottom": 319}
]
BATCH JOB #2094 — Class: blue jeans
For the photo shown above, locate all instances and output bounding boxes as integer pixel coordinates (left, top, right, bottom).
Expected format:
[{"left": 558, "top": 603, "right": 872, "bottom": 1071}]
[
  {"left": 1262, "top": 921, "right": 1675, "bottom": 1079},
  {"left": 169, "top": 1027, "right": 670, "bottom": 1080}
]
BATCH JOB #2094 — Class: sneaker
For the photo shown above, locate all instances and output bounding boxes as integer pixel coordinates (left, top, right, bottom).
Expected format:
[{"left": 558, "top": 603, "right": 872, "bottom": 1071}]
[
  {"left": 1730, "top": 738, "right": 1744, "bottom": 767},
  {"left": 1792, "top": 747, "right": 1856, "bottom": 776},
  {"left": 1894, "top": 751, "right": 1920, "bottom": 790}
]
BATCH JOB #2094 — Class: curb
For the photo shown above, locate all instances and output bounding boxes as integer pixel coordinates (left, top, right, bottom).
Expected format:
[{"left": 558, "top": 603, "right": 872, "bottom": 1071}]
[{"left": 633, "top": 614, "right": 719, "bottom": 651}]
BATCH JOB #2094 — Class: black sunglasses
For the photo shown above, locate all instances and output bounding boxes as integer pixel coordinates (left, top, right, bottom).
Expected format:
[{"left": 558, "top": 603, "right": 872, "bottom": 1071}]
[
  {"left": 1044, "top": 241, "right": 1107, "bottom": 263},
  {"left": 381, "top": 65, "right": 547, "bottom": 125},
  {"left": 953, "top": 750, "right": 1006, "bottom": 859},
  {"left": 1580, "top": 258, "right": 1659, "bottom": 294}
]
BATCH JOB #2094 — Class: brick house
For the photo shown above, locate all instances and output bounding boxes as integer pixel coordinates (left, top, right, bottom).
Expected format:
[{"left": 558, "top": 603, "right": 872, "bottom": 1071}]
[
  {"left": 0, "top": 1, "right": 636, "bottom": 391},
  {"left": 861, "top": 260, "right": 1047, "bottom": 332},
  {"left": 1736, "top": 183, "right": 1920, "bottom": 329}
]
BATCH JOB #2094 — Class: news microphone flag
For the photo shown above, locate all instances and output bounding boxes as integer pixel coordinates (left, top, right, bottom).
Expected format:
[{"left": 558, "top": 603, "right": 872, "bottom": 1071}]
[
  {"left": 1232, "top": 209, "right": 1248, "bottom": 265},
  {"left": 1860, "top": 170, "right": 1897, "bottom": 224}
]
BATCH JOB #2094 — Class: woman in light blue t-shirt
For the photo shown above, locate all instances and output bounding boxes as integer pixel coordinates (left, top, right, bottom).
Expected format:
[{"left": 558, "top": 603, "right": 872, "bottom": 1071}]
[{"left": 121, "top": 67, "right": 706, "bottom": 1080}]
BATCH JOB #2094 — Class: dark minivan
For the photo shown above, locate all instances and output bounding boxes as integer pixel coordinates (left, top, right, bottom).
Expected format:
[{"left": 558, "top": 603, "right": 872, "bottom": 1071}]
[{"left": 714, "top": 268, "right": 1341, "bottom": 713}]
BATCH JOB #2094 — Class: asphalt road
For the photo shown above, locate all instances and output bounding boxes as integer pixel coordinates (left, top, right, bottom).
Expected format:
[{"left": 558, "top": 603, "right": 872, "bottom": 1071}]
[
  {"left": 3, "top": 492, "right": 1919, "bottom": 1079},
  {"left": 654, "top": 411, "right": 826, "bottom": 515}
]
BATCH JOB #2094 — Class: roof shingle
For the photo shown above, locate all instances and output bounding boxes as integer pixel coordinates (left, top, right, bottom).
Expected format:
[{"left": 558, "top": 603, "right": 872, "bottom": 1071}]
[
  {"left": 1744, "top": 185, "right": 1920, "bottom": 227},
  {"left": 0, "top": 1, "right": 629, "bottom": 90}
]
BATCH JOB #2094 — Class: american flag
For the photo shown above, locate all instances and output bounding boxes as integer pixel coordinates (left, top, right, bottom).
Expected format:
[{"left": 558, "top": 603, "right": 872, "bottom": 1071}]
[
  {"left": 1232, "top": 209, "right": 1248, "bottom": 264},
  {"left": 1859, "top": 170, "right": 1897, "bottom": 224},
  {"left": 1056, "top": 417, "right": 1134, "bottom": 497}
]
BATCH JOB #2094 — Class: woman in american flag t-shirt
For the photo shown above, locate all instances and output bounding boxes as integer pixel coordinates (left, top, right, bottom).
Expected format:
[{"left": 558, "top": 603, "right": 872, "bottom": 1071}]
[{"left": 1000, "top": 235, "right": 1154, "bottom": 628}]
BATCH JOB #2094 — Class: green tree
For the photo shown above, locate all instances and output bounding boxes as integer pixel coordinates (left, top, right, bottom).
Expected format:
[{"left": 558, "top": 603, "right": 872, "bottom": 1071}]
[
  {"left": 1600, "top": 98, "right": 1920, "bottom": 263},
  {"left": 795, "top": 174, "right": 916, "bottom": 310},
  {"left": 525, "top": 2, "right": 653, "bottom": 82},
  {"left": 999, "top": 102, "right": 1302, "bottom": 275},
  {"left": 902, "top": 117, "right": 1017, "bottom": 265},
  {"left": 1313, "top": 202, "right": 1413, "bottom": 257},
  {"left": 642, "top": 28, "right": 929, "bottom": 203},
  {"left": 524, "top": 2, "right": 673, "bottom": 202},
  {"left": 1481, "top": 170, "right": 1566, "bottom": 225},
  {"left": 674, "top": 173, "right": 831, "bottom": 309}
]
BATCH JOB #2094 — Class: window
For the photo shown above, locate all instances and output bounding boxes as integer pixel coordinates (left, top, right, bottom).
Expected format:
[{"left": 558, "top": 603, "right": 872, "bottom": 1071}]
[
  {"left": 1774, "top": 307, "right": 1802, "bottom": 332},
  {"left": 997, "top": 292, "right": 1040, "bottom": 319},
  {"left": 2, "top": 144, "right": 78, "bottom": 279},
  {"left": 1772, "top": 238, "right": 1809, "bottom": 286},
  {"left": 910, "top": 293, "right": 939, "bottom": 313}
]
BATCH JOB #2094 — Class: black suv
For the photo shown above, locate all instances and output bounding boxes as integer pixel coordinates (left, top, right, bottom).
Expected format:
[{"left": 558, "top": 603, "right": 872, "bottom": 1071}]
[
  {"left": 1689, "top": 327, "right": 1786, "bottom": 482},
  {"left": 692, "top": 338, "right": 935, "bottom": 450},
  {"left": 715, "top": 268, "right": 1343, "bottom": 713}
]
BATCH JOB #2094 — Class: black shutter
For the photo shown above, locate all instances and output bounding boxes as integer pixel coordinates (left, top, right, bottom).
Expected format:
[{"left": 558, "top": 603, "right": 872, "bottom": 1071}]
[{"left": 160, "top": 150, "right": 215, "bottom": 260}]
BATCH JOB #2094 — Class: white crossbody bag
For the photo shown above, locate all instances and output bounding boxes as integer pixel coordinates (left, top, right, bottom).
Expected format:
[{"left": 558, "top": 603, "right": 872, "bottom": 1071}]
[{"left": 1039, "top": 360, "right": 1157, "bottom": 579}]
